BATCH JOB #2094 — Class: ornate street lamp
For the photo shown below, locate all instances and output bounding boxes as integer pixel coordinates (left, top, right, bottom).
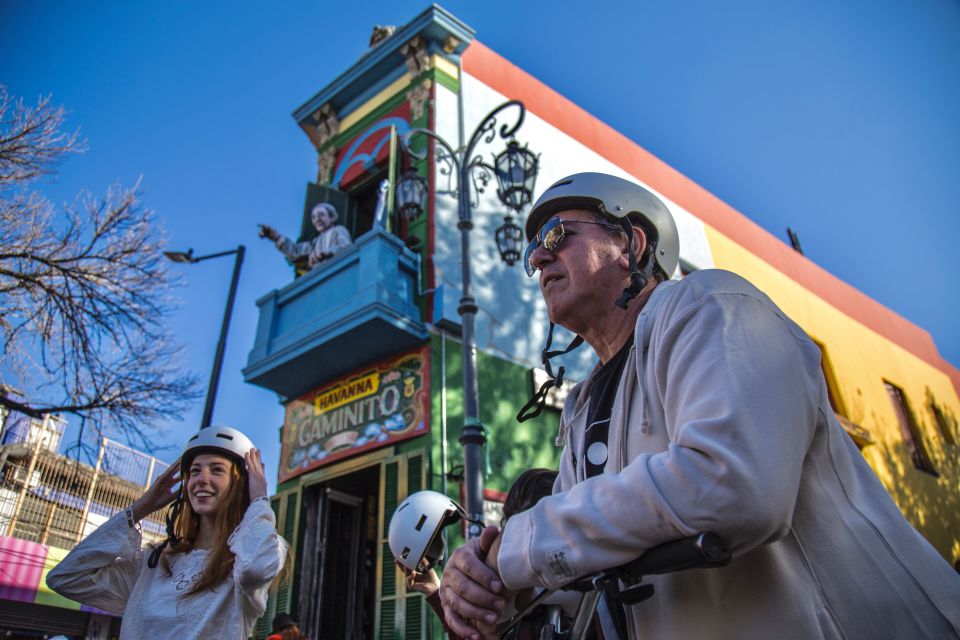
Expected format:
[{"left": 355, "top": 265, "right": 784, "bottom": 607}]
[
  {"left": 396, "top": 168, "right": 429, "bottom": 221},
  {"left": 495, "top": 216, "right": 524, "bottom": 265},
  {"left": 495, "top": 140, "right": 539, "bottom": 212},
  {"left": 400, "top": 100, "right": 539, "bottom": 538}
]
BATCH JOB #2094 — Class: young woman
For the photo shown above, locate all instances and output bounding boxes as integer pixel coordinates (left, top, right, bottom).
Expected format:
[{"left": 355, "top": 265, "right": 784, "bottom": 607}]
[{"left": 48, "top": 426, "right": 288, "bottom": 639}]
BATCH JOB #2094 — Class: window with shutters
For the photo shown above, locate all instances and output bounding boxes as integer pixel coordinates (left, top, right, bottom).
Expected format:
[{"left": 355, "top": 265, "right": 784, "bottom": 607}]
[
  {"left": 377, "top": 451, "right": 427, "bottom": 639},
  {"left": 885, "top": 381, "right": 938, "bottom": 476}
]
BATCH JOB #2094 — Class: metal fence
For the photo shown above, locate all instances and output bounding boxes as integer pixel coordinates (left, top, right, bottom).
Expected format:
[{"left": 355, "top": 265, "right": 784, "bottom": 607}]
[{"left": 0, "top": 435, "right": 169, "bottom": 549}]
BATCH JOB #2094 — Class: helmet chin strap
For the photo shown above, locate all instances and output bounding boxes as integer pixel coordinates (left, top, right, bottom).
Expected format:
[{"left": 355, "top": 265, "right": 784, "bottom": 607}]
[
  {"left": 517, "top": 321, "right": 584, "bottom": 422},
  {"left": 614, "top": 218, "right": 657, "bottom": 309}
]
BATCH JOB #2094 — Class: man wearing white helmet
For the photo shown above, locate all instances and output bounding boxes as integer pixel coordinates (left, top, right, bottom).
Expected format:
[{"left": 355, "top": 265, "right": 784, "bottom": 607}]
[
  {"left": 48, "top": 426, "right": 288, "bottom": 639},
  {"left": 439, "top": 172, "right": 960, "bottom": 639}
]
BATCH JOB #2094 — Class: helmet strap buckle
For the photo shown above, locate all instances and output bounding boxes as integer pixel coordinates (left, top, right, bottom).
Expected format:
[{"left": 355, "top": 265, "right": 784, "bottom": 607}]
[{"left": 517, "top": 322, "right": 584, "bottom": 422}]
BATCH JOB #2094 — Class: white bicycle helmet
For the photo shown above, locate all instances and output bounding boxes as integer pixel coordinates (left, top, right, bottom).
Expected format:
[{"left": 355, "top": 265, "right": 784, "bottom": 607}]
[
  {"left": 389, "top": 490, "right": 471, "bottom": 572},
  {"left": 181, "top": 425, "right": 255, "bottom": 472}
]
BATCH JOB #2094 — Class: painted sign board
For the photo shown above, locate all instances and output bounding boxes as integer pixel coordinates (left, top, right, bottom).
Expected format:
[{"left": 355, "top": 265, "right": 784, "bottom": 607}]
[{"left": 279, "top": 346, "right": 430, "bottom": 482}]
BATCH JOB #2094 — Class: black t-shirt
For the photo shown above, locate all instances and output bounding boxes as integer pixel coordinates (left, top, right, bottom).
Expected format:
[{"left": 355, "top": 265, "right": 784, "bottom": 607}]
[{"left": 583, "top": 335, "right": 634, "bottom": 478}]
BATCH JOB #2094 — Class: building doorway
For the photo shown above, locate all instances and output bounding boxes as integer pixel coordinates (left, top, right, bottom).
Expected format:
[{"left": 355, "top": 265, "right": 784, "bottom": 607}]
[{"left": 296, "top": 465, "right": 378, "bottom": 639}]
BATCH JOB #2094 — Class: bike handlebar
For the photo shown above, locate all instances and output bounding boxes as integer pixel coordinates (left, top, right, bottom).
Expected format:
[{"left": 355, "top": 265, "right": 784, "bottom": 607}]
[{"left": 620, "top": 532, "right": 730, "bottom": 579}]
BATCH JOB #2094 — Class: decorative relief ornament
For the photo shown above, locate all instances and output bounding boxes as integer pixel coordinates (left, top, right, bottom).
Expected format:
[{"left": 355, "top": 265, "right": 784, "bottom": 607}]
[
  {"left": 408, "top": 80, "right": 433, "bottom": 120},
  {"left": 317, "top": 148, "right": 337, "bottom": 185},
  {"left": 369, "top": 25, "right": 396, "bottom": 48},
  {"left": 400, "top": 36, "right": 430, "bottom": 75}
]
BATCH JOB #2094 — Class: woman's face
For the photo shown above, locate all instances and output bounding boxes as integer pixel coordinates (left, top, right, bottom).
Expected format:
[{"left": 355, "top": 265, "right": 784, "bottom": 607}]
[{"left": 187, "top": 453, "right": 234, "bottom": 517}]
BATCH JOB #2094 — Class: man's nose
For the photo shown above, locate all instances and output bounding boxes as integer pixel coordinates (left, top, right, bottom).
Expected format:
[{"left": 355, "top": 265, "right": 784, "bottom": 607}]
[{"left": 530, "top": 243, "right": 555, "bottom": 272}]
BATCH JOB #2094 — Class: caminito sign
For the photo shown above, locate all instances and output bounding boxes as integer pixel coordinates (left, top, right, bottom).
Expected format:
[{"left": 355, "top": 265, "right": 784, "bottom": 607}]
[{"left": 279, "top": 347, "right": 430, "bottom": 482}]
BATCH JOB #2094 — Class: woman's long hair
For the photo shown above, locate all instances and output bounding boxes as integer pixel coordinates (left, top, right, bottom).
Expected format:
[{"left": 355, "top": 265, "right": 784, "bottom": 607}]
[{"left": 161, "top": 455, "right": 249, "bottom": 597}]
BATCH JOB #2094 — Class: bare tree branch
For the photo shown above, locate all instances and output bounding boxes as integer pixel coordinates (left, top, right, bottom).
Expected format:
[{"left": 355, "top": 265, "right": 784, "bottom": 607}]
[{"left": 0, "top": 86, "right": 199, "bottom": 451}]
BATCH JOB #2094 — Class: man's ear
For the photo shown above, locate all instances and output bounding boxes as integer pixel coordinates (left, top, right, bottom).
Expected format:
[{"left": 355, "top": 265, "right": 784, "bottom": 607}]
[{"left": 618, "top": 225, "right": 648, "bottom": 270}]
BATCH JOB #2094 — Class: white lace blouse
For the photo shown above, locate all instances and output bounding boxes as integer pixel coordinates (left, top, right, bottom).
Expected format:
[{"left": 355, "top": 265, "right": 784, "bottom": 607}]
[{"left": 47, "top": 499, "right": 287, "bottom": 639}]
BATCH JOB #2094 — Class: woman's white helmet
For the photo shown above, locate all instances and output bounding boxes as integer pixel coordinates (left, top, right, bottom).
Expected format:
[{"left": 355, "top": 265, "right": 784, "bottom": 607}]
[
  {"left": 181, "top": 425, "right": 255, "bottom": 472},
  {"left": 389, "top": 490, "right": 470, "bottom": 572}
]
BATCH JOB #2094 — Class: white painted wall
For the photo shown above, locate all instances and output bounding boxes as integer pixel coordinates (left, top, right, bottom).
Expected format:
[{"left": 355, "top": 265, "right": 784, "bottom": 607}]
[{"left": 432, "top": 74, "right": 714, "bottom": 382}]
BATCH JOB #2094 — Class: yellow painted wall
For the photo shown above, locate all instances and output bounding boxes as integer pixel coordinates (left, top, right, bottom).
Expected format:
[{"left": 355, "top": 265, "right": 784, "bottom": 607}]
[{"left": 705, "top": 227, "right": 960, "bottom": 564}]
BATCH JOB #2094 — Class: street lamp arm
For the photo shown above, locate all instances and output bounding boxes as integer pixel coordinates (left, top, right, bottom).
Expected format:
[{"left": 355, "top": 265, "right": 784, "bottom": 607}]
[
  {"left": 401, "top": 127, "right": 461, "bottom": 170},
  {"left": 191, "top": 247, "right": 243, "bottom": 263},
  {"left": 463, "top": 100, "right": 526, "bottom": 160}
]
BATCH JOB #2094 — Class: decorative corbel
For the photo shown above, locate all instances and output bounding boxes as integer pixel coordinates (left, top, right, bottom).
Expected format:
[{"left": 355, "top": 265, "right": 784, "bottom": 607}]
[
  {"left": 443, "top": 36, "right": 461, "bottom": 54},
  {"left": 317, "top": 148, "right": 338, "bottom": 185},
  {"left": 302, "top": 104, "right": 340, "bottom": 151},
  {"left": 407, "top": 80, "right": 433, "bottom": 121},
  {"left": 400, "top": 36, "right": 430, "bottom": 76}
]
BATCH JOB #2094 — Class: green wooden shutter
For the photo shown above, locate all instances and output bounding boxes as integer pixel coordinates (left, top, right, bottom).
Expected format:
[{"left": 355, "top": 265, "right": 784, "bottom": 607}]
[
  {"left": 380, "top": 599, "right": 396, "bottom": 640},
  {"left": 405, "top": 595, "right": 424, "bottom": 639},
  {"left": 379, "top": 460, "right": 399, "bottom": 639},
  {"left": 378, "top": 453, "right": 427, "bottom": 639},
  {"left": 275, "top": 491, "right": 300, "bottom": 615},
  {"left": 253, "top": 496, "right": 285, "bottom": 639},
  {"left": 407, "top": 456, "right": 422, "bottom": 497},
  {"left": 404, "top": 455, "right": 424, "bottom": 638}
]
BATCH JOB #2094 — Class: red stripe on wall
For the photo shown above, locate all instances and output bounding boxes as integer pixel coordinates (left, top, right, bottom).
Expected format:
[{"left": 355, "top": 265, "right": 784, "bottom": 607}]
[{"left": 462, "top": 41, "right": 960, "bottom": 395}]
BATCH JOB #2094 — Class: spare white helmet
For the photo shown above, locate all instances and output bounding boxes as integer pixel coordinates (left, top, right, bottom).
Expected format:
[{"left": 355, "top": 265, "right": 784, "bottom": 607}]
[
  {"left": 389, "top": 490, "right": 470, "bottom": 572},
  {"left": 181, "top": 425, "right": 255, "bottom": 473}
]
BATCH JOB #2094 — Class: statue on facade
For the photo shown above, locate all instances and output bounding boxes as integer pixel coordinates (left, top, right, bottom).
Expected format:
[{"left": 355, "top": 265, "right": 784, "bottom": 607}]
[{"left": 258, "top": 202, "right": 352, "bottom": 270}]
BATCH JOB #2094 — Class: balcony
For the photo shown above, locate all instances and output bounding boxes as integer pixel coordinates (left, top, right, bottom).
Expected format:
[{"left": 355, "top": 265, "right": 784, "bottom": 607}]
[{"left": 243, "top": 229, "right": 428, "bottom": 399}]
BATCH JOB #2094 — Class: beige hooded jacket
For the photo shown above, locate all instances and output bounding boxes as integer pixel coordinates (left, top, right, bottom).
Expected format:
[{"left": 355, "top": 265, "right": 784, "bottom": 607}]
[{"left": 499, "top": 269, "right": 959, "bottom": 639}]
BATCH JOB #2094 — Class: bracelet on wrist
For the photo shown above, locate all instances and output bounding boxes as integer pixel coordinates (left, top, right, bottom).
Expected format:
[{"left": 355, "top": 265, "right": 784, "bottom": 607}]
[
  {"left": 251, "top": 495, "right": 269, "bottom": 505},
  {"left": 124, "top": 506, "right": 137, "bottom": 529}
]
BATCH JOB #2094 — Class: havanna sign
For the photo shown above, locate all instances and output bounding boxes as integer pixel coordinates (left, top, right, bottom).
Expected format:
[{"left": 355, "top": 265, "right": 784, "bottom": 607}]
[{"left": 279, "top": 347, "right": 430, "bottom": 481}]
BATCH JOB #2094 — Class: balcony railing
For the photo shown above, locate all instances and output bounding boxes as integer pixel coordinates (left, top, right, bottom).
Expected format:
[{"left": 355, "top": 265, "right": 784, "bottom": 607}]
[{"left": 243, "top": 229, "right": 428, "bottom": 399}]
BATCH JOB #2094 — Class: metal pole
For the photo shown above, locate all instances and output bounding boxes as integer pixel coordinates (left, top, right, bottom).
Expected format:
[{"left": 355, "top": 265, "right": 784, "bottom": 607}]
[
  {"left": 401, "top": 100, "right": 527, "bottom": 538},
  {"left": 200, "top": 245, "right": 245, "bottom": 429},
  {"left": 457, "top": 158, "right": 486, "bottom": 539}
]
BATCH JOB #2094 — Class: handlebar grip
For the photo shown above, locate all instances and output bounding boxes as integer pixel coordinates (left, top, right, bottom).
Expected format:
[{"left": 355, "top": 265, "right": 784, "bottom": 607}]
[{"left": 621, "top": 532, "right": 730, "bottom": 579}]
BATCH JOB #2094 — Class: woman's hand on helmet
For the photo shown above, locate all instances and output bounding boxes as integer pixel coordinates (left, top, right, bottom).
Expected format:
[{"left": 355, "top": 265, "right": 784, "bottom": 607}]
[
  {"left": 396, "top": 561, "right": 441, "bottom": 597},
  {"left": 246, "top": 449, "right": 268, "bottom": 501},
  {"left": 131, "top": 458, "right": 181, "bottom": 521}
]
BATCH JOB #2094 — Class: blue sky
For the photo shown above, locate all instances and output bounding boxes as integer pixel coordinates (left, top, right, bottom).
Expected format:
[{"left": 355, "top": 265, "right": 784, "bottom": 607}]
[{"left": 3, "top": 1, "right": 958, "bottom": 490}]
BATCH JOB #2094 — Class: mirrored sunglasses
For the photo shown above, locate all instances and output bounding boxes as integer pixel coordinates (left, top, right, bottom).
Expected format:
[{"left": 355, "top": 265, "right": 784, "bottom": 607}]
[{"left": 523, "top": 216, "right": 622, "bottom": 277}]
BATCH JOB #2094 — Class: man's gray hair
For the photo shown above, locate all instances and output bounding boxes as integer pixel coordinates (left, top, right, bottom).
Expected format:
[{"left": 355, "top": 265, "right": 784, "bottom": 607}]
[
  {"left": 588, "top": 210, "right": 666, "bottom": 283},
  {"left": 312, "top": 202, "right": 338, "bottom": 222}
]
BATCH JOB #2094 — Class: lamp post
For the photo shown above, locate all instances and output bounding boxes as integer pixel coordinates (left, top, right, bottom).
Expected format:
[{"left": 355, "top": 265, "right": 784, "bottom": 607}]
[
  {"left": 164, "top": 245, "right": 246, "bottom": 429},
  {"left": 398, "top": 100, "right": 539, "bottom": 538}
]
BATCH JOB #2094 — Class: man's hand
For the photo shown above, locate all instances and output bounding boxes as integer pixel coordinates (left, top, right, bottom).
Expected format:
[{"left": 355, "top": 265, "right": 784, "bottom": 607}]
[
  {"left": 131, "top": 458, "right": 181, "bottom": 521},
  {"left": 258, "top": 224, "right": 279, "bottom": 241},
  {"left": 439, "top": 526, "right": 507, "bottom": 640},
  {"left": 246, "top": 449, "right": 268, "bottom": 501}
]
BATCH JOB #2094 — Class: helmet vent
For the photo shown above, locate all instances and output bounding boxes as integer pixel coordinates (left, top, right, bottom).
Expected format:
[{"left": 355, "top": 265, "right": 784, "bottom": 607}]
[
  {"left": 215, "top": 433, "right": 234, "bottom": 441},
  {"left": 400, "top": 547, "right": 410, "bottom": 560},
  {"left": 415, "top": 514, "right": 428, "bottom": 531},
  {"left": 549, "top": 178, "right": 573, "bottom": 189}
]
